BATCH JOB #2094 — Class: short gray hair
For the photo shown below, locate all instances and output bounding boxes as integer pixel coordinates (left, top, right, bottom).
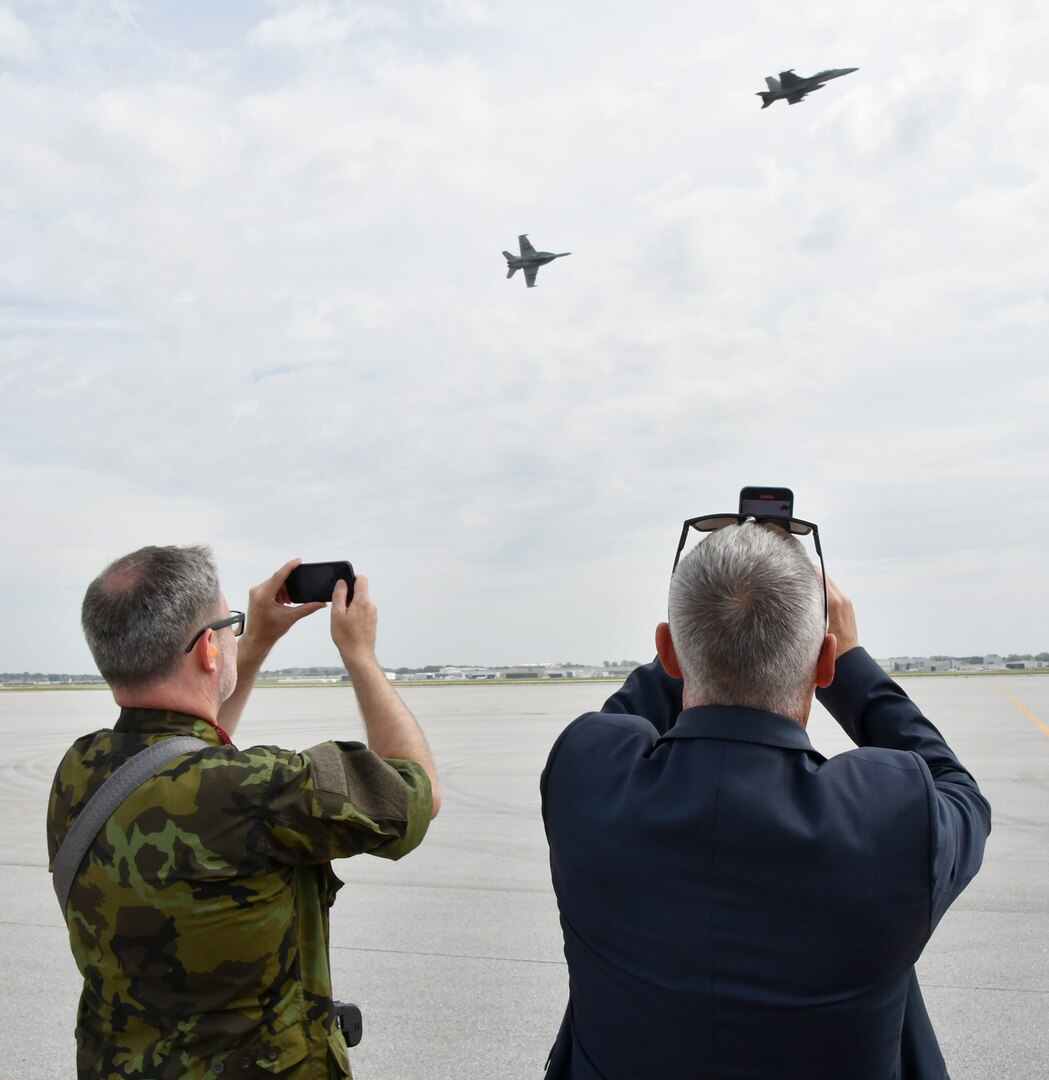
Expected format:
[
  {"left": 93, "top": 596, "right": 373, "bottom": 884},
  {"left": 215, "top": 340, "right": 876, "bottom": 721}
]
[
  {"left": 81, "top": 545, "right": 222, "bottom": 689},
  {"left": 668, "top": 522, "right": 825, "bottom": 717}
]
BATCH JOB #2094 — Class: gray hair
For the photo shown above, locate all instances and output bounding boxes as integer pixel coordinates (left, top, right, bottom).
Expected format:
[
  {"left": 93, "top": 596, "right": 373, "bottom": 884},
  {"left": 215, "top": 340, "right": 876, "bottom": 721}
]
[
  {"left": 668, "top": 522, "right": 825, "bottom": 717},
  {"left": 81, "top": 545, "right": 222, "bottom": 689}
]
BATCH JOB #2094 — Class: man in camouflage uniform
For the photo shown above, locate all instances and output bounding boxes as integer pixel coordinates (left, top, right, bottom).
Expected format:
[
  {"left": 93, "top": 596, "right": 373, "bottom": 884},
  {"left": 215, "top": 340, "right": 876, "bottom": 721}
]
[{"left": 47, "top": 546, "right": 441, "bottom": 1079}]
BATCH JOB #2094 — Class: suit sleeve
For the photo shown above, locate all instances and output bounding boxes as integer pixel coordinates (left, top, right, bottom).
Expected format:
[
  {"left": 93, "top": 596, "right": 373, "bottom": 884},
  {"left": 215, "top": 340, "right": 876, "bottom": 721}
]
[
  {"left": 816, "top": 647, "right": 991, "bottom": 927},
  {"left": 600, "top": 658, "right": 683, "bottom": 735}
]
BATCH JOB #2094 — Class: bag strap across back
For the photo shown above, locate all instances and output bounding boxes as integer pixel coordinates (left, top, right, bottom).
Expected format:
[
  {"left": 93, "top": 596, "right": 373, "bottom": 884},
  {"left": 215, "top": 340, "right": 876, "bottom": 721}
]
[{"left": 52, "top": 735, "right": 208, "bottom": 916}]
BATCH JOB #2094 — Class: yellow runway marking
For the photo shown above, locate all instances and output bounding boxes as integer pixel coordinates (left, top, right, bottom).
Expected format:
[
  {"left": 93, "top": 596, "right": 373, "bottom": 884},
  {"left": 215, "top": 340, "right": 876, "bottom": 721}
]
[{"left": 993, "top": 680, "right": 1049, "bottom": 738}]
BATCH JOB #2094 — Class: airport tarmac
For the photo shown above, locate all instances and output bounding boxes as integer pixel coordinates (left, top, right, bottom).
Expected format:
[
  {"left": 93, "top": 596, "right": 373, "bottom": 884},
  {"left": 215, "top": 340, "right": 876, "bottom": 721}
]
[{"left": 2, "top": 673, "right": 1047, "bottom": 1079}]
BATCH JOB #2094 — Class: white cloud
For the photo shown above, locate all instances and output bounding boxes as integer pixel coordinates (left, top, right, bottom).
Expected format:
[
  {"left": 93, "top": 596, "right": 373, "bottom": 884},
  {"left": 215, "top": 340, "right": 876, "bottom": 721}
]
[
  {"left": 2, "top": 1, "right": 1048, "bottom": 669},
  {"left": 250, "top": 1, "right": 404, "bottom": 51},
  {"left": 0, "top": 458, "right": 231, "bottom": 671},
  {"left": 0, "top": 5, "right": 36, "bottom": 62}
]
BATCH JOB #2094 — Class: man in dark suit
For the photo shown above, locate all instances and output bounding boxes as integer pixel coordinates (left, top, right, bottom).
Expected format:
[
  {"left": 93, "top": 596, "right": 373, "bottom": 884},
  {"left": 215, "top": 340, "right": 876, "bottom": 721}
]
[{"left": 541, "top": 519, "right": 990, "bottom": 1079}]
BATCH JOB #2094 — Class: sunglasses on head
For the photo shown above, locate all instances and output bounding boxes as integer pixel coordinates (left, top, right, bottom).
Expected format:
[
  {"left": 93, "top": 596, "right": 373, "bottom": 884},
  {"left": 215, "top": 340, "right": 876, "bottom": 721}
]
[{"left": 671, "top": 514, "right": 828, "bottom": 629}]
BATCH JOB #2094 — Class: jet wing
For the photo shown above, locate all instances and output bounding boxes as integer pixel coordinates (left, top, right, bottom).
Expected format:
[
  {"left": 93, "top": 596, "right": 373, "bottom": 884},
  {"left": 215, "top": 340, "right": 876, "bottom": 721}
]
[
  {"left": 518, "top": 235, "right": 537, "bottom": 257},
  {"left": 779, "top": 70, "right": 803, "bottom": 87},
  {"left": 787, "top": 93, "right": 806, "bottom": 104},
  {"left": 524, "top": 265, "right": 539, "bottom": 288}
]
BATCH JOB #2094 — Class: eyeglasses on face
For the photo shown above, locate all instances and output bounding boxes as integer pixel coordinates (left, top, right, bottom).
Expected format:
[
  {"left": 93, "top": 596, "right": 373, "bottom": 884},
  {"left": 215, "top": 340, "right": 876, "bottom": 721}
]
[
  {"left": 184, "top": 610, "right": 246, "bottom": 653},
  {"left": 670, "top": 515, "right": 828, "bottom": 629}
]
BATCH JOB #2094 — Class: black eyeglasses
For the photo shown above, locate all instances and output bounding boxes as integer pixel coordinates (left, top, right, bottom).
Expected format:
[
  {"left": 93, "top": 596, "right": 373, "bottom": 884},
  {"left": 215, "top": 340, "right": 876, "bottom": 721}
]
[
  {"left": 184, "top": 611, "right": 246, "bottom": 653},
  {"left": 671, "top": 515, "right": 828, "bottom": 629}
]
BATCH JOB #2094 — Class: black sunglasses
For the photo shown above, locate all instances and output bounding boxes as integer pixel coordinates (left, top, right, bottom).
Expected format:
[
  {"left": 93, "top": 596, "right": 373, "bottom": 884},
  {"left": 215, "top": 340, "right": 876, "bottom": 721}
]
[
  {"left": 184, "top": 610, "right": 246, "bottom": 653},
  {"left": 671, "top": 515, "right": 828, "bottom": 629}
]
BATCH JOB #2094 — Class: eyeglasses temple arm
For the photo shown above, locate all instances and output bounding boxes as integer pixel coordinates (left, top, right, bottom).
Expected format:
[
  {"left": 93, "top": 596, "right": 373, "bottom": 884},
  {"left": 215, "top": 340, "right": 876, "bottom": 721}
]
[
  {"left": 671, "top": 522, "right": 692, "bottom": 574},
  {"left": 810, "top": 527, "right": 829, "bottom": 631}
]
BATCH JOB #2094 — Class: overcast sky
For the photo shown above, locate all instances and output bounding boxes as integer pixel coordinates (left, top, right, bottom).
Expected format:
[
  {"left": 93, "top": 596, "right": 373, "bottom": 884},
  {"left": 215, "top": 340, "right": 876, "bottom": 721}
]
[{"left": 2, "top": 0, "right": 1047, "bottom": 673}]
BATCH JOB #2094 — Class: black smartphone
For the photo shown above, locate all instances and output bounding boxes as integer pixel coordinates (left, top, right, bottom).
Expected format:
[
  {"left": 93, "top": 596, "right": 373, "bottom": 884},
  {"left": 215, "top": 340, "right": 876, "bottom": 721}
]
[
  {"left": 284, "top": 561, "right": 355, "bottom": 604},
  {"left": 738, "top": 486, "right": 794, "bottom": 520}
]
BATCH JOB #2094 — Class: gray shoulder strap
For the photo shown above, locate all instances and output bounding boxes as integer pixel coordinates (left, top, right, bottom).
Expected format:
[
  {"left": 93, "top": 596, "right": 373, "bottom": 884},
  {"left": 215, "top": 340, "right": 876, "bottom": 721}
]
[{"left": 52, "top": 735, "right": 208, "bottom": 916}]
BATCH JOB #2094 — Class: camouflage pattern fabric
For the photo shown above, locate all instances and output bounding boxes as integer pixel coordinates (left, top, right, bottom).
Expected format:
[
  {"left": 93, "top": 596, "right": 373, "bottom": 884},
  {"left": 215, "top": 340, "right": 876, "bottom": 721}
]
[{"left": 47, "top": 708, "right": 433, "bottom": 1079}]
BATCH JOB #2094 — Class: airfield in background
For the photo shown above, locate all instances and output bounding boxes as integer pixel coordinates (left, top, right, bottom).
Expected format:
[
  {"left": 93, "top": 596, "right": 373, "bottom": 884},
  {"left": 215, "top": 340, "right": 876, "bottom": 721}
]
[{"left": 2, "top": 673, "right": 1047, "bottom": 1079}]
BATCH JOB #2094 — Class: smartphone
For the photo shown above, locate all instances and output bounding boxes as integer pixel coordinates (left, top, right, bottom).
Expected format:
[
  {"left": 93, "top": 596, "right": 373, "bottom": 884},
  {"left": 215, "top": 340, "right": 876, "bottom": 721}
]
[
  {"left": 738, "top": 486, "right": 794, "bottom": 520},
  {"left": 285, "top": 561, "right": 355, "bottom": 604}
]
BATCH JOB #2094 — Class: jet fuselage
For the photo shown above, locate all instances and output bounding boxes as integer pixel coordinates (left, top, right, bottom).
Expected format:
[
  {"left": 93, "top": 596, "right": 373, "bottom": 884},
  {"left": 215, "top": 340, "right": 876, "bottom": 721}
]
[
  {"left": 757, "top": 67, "right": 858, "bottom": 108},
  {"left": 503, "top": 234, "right": 571, "bottom": 287}
]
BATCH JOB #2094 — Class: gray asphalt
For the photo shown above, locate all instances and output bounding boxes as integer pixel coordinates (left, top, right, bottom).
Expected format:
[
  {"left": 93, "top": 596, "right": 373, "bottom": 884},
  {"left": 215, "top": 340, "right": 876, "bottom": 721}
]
[{"left": 2, "top": 674, "right": 1046, "bottom": 1079}]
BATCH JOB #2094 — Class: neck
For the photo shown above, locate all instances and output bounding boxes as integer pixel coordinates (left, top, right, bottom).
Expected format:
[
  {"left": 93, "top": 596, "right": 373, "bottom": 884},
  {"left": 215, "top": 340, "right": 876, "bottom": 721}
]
[
  {"left": 682, "top": 684, "right": 811, "bottom": 728},
  {"left": 113, "top": 679, "right": 220, "bottom": 725}
]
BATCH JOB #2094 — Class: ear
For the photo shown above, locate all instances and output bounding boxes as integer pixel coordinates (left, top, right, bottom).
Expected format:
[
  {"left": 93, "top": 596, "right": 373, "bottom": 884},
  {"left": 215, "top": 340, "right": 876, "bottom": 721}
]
[
  {"left": 193, "top": 631, "right": 220, "bottom": 675},
  {"left": 655, "top": 622, "right": 683, "bottom": 680},
  {"left": 815, "top": 633, "right": 837, "bottom": 689}
]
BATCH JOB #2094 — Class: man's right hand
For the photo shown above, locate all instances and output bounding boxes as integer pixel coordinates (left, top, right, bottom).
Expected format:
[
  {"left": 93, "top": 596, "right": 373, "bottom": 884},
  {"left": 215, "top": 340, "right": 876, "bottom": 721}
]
[
  {"left": 243, "top": 558, "right": 327, "bottom": 652},
  {"left": 219, "top": 559, "right": 325, "bottom": 735},
  {"left": 826, "top": 575, "right": 861, "bottom": 658},
  {"left": 331, "top": 575, "right": 378, "bottom": 670}
]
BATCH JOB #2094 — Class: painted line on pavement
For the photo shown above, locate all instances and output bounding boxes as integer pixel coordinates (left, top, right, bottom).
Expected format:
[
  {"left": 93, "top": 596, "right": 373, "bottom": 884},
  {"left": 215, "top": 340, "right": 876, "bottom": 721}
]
[{"left": 992, "top": 680, "right": 1049, "bottom": 738}]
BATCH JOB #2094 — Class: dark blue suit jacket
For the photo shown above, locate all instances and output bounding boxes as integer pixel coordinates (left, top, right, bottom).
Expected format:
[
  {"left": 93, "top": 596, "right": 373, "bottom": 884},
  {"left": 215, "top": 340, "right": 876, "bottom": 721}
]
[{"left": 541, "top": 649, "right": 990, "bottom": 1079}]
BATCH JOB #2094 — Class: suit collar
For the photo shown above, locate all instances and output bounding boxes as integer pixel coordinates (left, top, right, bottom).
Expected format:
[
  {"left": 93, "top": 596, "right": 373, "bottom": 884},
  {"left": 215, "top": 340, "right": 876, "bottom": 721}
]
[{"left": 658, "top": 704, "right": 817, "bottom": 753}]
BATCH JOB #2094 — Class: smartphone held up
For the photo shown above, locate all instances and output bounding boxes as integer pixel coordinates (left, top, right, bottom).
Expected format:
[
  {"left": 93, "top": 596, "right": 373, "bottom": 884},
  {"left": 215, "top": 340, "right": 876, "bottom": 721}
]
[
  {"left": 285, "top": 561, "right": 355, "bottom": 604},
  {"left": 738, "top": 486, "right": 794, "bottom": 521}
]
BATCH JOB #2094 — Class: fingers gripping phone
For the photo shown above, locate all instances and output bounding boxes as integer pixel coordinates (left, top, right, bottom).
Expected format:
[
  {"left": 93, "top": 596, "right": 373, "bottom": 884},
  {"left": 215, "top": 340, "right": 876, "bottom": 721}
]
[{"left": 285, "top": 561, "right": 355, "bottom": 604}]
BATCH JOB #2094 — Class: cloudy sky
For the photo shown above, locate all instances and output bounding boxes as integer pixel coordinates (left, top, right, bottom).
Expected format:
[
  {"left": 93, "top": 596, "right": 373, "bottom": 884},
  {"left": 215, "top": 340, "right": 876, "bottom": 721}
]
[{"left": 2, "top": 0, "right": 1047, "bottom": 673}]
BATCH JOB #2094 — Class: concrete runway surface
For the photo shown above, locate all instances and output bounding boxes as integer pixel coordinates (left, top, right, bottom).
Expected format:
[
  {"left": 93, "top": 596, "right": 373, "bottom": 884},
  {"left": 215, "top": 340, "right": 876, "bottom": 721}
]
[{"left": 1, "top": 674, "right": 1046, "bottom": 1079}]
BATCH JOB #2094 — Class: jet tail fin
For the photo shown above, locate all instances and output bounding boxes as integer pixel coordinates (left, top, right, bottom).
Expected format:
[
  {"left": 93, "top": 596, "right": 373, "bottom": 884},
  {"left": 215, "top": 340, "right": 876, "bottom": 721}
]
[
  {"left": 757, "top": 92, "right": 774, "bottom": 108},
  {"left": 506, "top": 265, "right": 518, "bottom": 279}
]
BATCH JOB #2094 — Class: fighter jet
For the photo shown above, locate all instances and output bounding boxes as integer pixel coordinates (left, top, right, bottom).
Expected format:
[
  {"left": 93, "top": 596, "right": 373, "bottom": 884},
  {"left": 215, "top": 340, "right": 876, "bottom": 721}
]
[
  {"left": 503, "top": 235, "right": 570, "bottom": 288},
  {"left": 757, "top": 67, "right": 858, "bottom": 108}
]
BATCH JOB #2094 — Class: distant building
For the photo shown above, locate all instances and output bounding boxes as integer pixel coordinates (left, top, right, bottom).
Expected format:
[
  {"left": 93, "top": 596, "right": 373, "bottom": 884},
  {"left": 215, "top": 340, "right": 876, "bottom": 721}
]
[
  {"left": 888, "top": 657, "right": 957, "bottom": 674},
  {"left": 883, "top": 654, "right": 1049, "bottom": 674},
  {"left": 386, "top": 664, "right": 628, "bottom": 681},
  {"left": 503, "top": 667, "right": 542, "bottom": 680}
]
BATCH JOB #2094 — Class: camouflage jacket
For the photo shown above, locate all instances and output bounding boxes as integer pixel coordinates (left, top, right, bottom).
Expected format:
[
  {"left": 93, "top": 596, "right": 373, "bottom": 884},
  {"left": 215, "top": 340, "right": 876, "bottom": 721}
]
[{"left": 46, "top": 708, "right": 433, "bottom": 1079}]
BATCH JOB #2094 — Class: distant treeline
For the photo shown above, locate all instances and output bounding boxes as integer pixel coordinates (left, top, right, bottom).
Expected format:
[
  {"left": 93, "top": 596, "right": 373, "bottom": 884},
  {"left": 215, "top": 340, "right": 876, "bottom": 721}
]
[
  {"left": 6, "top": 654, "right": 1047, "bottom": 687},
  {"left": 930, "top": 653, "right": 1049, "bottom": 663},
  {"left": 258, "top": 667, "right": 346, "bottom": 679},
  {"left": 1, "top": 672, "right": 105, "bottom": 685}
]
